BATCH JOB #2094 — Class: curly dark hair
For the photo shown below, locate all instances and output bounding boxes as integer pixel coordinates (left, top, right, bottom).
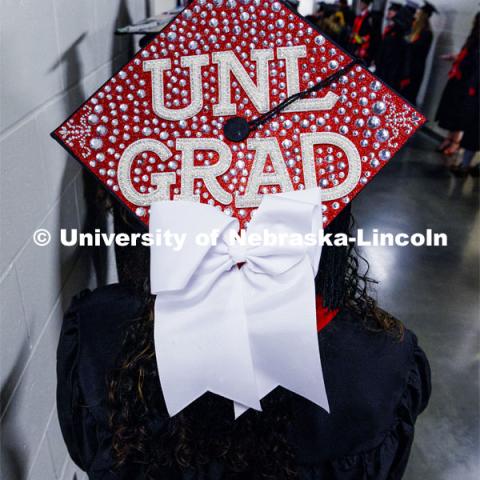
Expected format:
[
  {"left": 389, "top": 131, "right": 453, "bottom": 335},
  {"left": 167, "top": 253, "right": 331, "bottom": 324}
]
[{"left": 107, "top": 205, "right": 403, "bottom": 479}]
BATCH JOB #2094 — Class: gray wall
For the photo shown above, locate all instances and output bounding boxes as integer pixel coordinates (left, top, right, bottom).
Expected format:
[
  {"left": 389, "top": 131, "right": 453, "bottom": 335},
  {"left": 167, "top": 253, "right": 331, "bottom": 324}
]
[{"left": 0, "top": 1, "right": 147, "bottom": 479}]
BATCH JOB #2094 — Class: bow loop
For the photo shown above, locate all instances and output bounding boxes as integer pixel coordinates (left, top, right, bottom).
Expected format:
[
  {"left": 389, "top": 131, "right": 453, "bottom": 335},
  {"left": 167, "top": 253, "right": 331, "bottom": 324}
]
[
  {"left": 244, "top": 188, "right": 323, "bottom": 276},
  {"left": 150, "top": 201, "right": 238, "bottom": 293}
]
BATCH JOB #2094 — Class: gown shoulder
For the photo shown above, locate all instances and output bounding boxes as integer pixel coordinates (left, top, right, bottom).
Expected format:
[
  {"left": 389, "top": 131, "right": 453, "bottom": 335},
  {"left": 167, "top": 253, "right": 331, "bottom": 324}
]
[{"left": 293, "top": 309, "right": 431, "bottom": 478}]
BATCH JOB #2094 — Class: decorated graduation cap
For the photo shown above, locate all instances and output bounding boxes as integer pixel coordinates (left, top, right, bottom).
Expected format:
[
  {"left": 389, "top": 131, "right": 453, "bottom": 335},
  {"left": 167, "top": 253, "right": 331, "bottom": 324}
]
[
  {"left": 53, "top": 0, "right": 424, "bottom": 229},
  {"left": 53, "top": 0, "right": 424, "bottom": 418}
]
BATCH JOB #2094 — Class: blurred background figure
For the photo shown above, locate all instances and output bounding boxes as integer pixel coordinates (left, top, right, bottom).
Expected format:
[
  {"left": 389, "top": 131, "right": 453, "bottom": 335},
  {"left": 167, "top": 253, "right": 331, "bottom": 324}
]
[
  {"left": 384, "top": 1, "right": 403, "bottom": 25},
  {"left": 400, "top": 2, "right": 438, "bottom": 104},
  {"left": 375, "top": 3, "right": 409, "bottom": 89},
  {"left": 338, "top": 0, "right": 355, "bottom": 29},
  {"left": 404, "top": 0, "right": 419, "bottom": 16},
  {"left": 349, "top": 0, "right": 381, "bottom": 65},
  {"left": 435, "top": 12, "right": 480, "bottom": 168},
  {"left": 320, "top": 0, "right": 354, "bottom": 47},
  {"left": 285, "top": 0, "right": 300, "bottom": 13}
]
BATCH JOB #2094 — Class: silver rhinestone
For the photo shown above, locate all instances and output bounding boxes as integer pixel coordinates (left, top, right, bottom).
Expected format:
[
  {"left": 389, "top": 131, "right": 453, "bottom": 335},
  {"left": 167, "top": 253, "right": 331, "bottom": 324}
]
[
  {"left": 359, "top": 97, "right": 368, "bottom": 107},
  {"left": 272, "top": 1, "right": 281, "bottom": 12},
  {"left": 373, "top": 101, "right": 387, "bottom": 115},
  {"left": 376, "top": 129, "right": 390, "bottom": 142},
  {"left": 367, "top": 116, "right": 381, "bottom": 129},
  {"left": 380, "top": 149, "right": 391, "bottom": 161},
  {"left": 88, "top": 114, "right": 99, "bottom": 125},
  {"left": 370, "top": 81, "right": 382, "bottom": 92},
  {"left": 96, "top": 125, "right": 107, "bottom": 136},
  {"left": 90, "top": 138, "right": 103, "bottom": 150}
]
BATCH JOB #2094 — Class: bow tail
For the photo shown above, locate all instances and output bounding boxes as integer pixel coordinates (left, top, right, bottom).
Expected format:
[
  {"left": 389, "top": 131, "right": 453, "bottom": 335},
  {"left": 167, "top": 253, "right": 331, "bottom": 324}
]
[
  {"left": 243, "top": 260, "right": 330, "bottom": 413},
  {"left": 154, "top": 268, "right": 262, "bottom": 417}
]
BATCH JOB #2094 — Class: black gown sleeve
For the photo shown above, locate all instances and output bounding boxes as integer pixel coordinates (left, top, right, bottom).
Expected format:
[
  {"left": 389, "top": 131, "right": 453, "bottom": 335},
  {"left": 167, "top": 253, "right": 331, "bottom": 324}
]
[
  {"left": 56, "top": 285, "right": 144, "bottom": 479},
  {"left": 56, "top": 290, "right": 98, "bottom": 471}
]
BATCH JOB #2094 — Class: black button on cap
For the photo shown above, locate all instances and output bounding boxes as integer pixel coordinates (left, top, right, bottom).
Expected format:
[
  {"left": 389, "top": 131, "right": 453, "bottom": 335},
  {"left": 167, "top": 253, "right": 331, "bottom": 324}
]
[{"left": 224, "top": 117, "right": 250, "bottom": 142}]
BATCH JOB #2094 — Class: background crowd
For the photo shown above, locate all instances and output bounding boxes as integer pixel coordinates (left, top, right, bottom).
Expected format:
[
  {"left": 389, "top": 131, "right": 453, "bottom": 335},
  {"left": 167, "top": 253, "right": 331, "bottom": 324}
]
[{"left": 304, "top": 0, "right": 480, "bottom": 177}]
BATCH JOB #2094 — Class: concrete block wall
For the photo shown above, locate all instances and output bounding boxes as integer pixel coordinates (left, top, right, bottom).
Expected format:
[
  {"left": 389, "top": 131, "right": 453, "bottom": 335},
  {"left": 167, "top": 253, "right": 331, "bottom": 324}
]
[{"left": 0, "top": 1, "right": 148, "bottom": 479}]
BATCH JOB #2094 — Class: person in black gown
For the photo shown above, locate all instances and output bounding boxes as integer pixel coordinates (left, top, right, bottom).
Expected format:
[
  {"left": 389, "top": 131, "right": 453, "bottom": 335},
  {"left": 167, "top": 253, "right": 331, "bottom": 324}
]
[
  {"left": 339, "top": 0, "right": 355, "bottom": 29},
  {"left": 436, "top": 13, "right": 480, "bottom": 163},
  {"left": 57, "top": 203, "right": 431, "bottom": 480},
  {"left": 375, "top": 3, "right": 410, "bottom": 90},
  {"left": 399, "top": 2, "right": 437, "bottom": 104},
  {"left": 349, "top": 0, "right": 382, "bottom": 66}
]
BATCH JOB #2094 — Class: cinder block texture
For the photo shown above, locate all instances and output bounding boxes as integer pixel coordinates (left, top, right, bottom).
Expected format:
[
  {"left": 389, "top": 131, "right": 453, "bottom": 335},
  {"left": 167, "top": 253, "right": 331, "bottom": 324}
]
[{"left": 0, "top": 1, "right": 146, "bottom": 479}]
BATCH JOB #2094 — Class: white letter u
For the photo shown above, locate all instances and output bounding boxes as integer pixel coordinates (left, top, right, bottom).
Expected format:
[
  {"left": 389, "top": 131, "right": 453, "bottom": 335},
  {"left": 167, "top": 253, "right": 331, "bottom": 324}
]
[{"left": 144, "top": 54, "right": 209, "bottom": 121}]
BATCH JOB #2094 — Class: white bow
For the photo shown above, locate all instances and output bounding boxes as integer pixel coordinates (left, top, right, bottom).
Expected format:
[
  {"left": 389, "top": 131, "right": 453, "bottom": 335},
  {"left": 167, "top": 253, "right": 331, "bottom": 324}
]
[{"left": 150, "top": 188, "right": 330, "bottom": 418}]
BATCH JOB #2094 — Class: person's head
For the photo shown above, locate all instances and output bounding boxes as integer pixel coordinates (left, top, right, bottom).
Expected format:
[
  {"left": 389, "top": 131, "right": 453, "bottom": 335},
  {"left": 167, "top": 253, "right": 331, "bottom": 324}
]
[
  {"left": 387, "top": 2, "right": 402, "bottom": 20},
  {"left": 338, "top": 0, "right": 349, "bottom": 7},
  {"left": 359, "top": 0, "right": 372, "bottom": 11},
  {"left": 420, "top": 1, "right": 438, "bottom": 18},
  {"left": 107, "top": 206, "right": 402, "bottom": 479},
  {"left": 410, "top": 8, "right": 431, "bottom": 40}
]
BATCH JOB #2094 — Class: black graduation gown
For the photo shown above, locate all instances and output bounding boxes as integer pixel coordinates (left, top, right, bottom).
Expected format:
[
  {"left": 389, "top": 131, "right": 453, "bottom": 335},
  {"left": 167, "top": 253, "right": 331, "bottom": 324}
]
[
  {"left": 350, "top": 11, "right": 382, "bottom": 65},
  {"left": 57, "top": 284, "right": 431, "bottom": 480},
  {"left": 400, "top": 29, "right": 433, "bottom": 104},
  {"left": 375, "top": 25, "right": 407, "bottom": 91},
  {"left": 436, "top": 41, "right": 480, "bottom": 150}
]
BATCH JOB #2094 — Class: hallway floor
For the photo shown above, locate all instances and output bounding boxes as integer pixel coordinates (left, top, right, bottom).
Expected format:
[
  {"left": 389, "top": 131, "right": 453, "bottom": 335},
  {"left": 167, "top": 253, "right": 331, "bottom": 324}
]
[{"left": 353, "top": 131, "right": 479, "bottom": 480}]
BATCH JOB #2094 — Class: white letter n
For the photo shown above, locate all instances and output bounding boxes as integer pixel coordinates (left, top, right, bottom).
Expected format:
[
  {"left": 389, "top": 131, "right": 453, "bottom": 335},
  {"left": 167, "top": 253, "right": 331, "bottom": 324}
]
[{"left": 212, "top": 49, "right": 274, "bottom": 116}]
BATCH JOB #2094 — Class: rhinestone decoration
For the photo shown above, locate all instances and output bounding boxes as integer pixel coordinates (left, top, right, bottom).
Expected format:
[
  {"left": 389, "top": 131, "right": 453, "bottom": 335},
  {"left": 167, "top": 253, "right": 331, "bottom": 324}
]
[{"left": 53, "top": 0, "right": 425, "bottom": 228}]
